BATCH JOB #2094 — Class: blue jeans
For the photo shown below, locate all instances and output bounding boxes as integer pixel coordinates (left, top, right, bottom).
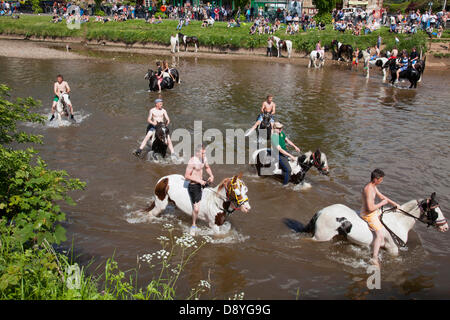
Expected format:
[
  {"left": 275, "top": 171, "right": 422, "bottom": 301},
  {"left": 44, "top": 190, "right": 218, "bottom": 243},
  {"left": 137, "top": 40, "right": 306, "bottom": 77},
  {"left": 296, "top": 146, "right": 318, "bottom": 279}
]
[{"left": 279, "top": 155, "right": 291, "bottom": 185}]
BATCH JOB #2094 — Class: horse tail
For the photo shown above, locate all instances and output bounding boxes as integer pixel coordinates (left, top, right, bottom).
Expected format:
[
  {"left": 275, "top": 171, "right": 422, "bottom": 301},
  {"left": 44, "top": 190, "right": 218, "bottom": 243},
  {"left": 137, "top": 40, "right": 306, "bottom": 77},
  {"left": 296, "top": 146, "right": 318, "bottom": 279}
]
[{"left": 283, "top": 211, "right": 320, "bottom": 235}]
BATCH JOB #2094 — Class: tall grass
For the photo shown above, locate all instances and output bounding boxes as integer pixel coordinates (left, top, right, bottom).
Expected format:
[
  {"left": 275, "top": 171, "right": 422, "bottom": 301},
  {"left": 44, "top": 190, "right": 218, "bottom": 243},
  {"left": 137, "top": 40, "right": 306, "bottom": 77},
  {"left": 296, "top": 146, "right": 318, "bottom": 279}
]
[{"left": 0, "top": 15, "right": 430, "bottom": 53}]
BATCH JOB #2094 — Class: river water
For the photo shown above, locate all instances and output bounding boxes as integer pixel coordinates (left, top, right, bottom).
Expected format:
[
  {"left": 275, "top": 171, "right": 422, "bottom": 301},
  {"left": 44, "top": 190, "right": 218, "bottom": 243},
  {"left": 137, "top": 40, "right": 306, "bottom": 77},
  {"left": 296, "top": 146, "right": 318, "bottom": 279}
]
[{"left": 1, "top": 46, "right": 449, "bottom": 299}]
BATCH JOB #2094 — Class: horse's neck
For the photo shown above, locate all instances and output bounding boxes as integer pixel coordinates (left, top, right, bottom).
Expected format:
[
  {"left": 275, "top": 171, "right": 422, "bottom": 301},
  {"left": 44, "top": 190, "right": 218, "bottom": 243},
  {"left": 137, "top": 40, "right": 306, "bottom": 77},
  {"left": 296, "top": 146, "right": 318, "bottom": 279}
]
[{"left": 383, "top": 199, "right": 421, "bottom": 243}]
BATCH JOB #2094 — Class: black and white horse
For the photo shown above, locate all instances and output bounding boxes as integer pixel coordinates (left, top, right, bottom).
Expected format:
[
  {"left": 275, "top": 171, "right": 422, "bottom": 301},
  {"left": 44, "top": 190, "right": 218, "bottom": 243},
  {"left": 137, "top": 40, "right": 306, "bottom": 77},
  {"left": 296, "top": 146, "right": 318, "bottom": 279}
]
[
  {"left": 144, "top": 122, "right": 170, "bottom": 159},
  {"left": 177, "top": 33, "right": 199, "bottom": 52},
  {"left": 144, "top": 69, "right": 179, "bottom": 91},
  {"left": 252, "top": 149, "right": 329, "bottom": 185},
  {"left": 383, "top": 58, "right": 424, "bottom": 88},
  {"left": 331, "top": 40, "right": 353, "bottom": 62},
  {"left": 272, "top": 36, "right": 293, "bottom": 58},
  {"left": 308, "top": 50, "right": 325, "bottom": 68},
  {"left": 284, "top": 192, "right": 448, "bottom": 257},
  {"left": 256, "top": 112, "right": 272, "bottom": 147},
  {"left": 368, "top": 56, "right": 389, "bottom": 81}
]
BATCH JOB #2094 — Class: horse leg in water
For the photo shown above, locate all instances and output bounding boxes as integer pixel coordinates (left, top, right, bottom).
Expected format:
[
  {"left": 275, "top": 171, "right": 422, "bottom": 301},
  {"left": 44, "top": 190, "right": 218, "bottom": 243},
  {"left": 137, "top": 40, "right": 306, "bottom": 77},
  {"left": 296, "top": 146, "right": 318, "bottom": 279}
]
[{"left": 145, "top": 178, "right": 169, "bottom": 217}]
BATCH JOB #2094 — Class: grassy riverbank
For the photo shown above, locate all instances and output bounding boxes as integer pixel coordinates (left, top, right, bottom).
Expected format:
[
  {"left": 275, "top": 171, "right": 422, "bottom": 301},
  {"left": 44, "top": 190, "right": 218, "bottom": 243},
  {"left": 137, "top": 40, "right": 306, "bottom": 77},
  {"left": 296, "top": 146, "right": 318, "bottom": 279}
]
[{"left": 0, "top": 15, "right": 435, "bottom": 54}]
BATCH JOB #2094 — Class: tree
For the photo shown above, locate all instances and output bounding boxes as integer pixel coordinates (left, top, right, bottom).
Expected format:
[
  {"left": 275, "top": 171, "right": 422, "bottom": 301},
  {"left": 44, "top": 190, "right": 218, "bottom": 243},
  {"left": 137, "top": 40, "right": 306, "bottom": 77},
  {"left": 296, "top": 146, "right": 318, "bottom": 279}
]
[{"left": 312, "top": 0, "right": 336, "bottom": 14}]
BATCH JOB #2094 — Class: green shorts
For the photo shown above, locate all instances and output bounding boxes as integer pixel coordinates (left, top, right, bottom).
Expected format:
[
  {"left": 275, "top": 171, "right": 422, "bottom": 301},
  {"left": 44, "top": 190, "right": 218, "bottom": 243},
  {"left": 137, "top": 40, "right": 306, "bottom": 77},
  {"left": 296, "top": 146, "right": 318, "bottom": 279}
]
[{"left": 53, "top": 95, "right": 59, "bottom": 102}]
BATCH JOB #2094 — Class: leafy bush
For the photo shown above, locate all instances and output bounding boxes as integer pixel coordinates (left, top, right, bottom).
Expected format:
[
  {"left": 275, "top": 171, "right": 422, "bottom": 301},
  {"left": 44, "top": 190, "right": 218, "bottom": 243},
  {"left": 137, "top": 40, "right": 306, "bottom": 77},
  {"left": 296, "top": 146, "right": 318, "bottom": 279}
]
[
  {"left": 154, "top": 12, "right": 167, "bottom": 19},
  {"left": 94, "top": 9, "right": 106, "bottom": 16},
  {"left": 30, "top": 0, "right": 43, "bottom": 14},
  {"left": 314, "top": 13, "right": 332, "bottom": 25}
]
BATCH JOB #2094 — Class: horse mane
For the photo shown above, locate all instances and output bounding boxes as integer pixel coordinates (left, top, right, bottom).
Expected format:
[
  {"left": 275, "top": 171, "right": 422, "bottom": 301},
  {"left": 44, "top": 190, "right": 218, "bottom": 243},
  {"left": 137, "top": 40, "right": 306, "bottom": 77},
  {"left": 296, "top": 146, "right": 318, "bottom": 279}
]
[{"left": 217, "top": 178, "right": 231, "bottom": 192}]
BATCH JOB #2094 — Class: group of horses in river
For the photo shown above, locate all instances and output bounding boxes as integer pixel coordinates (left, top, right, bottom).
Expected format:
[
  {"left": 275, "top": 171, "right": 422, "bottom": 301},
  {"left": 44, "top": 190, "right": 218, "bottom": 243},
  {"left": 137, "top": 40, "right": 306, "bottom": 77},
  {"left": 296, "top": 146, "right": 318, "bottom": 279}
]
[
  {"left": 307, "top": 39, "right": 426, "bottom": 89},
  {"left": 135, "top": 34, "right": 446, "bottom": 264}
]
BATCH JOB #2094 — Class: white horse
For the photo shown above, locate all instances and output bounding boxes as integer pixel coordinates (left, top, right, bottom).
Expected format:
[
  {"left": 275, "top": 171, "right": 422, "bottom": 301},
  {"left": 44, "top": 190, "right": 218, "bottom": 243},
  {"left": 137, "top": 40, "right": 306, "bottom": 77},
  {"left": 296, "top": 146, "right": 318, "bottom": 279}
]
[
  {"left": 272, "top": 36, "right": 292, "bottom": 58},
  {"left": 55, "top": 93, "right": 73, "bottom": 124},
  {"left": 170, "top": 34, "right": 179, "bottom": 53},
  {"left": 144, "top": 173, "right": 251, "bottom": 233},
  {"left": 252, "top": 148, "right": 329, "bottom": 185},
  {"left": 308, "top": 50, "right": 325, "bottom": 68},
  {"left": 284, "top": 192, "right": 448, "bottom": 257}
]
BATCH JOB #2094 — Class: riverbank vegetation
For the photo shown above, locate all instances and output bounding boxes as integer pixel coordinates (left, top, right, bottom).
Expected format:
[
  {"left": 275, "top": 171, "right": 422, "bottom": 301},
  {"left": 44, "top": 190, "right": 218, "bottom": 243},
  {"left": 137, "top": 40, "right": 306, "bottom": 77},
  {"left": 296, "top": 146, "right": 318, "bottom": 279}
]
[
  {"left": 0, "top": 85, "right": 214, "bottom": 300},
  {"left": 0, "top": 15, "right": 432, "bottom": 54}
]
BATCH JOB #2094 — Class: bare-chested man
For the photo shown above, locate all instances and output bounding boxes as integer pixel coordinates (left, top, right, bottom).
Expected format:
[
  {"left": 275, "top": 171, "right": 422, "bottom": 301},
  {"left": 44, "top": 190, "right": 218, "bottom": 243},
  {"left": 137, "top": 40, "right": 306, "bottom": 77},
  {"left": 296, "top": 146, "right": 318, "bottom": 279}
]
[
  {"left": 49, "top": 75, "right": 74, "bottom": 121},
  {"left": 245, "top": 95, "right": 276, "bottom": 137},
  {"left": 361, "top": 169, "right": 400, "bottom": 267},
  {"left": 184, "top": 144, "right": 214, "bottom": 236},
  {"left": 133, "top": 98, "right": 175, "bottom": 156}
]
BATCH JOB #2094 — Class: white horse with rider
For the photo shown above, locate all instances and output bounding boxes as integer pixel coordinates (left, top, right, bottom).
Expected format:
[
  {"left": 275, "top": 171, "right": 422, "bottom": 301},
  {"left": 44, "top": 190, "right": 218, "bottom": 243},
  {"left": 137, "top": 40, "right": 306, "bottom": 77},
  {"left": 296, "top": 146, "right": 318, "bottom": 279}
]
[
  {"left": 52, "top": 92, "right": 75, "bottom": 125},
  {"left": 284, "top": 192, "right": 448, "bottom": 258},
  {"left": 144, "top": 173, "right": 251, "bottom": 234}
]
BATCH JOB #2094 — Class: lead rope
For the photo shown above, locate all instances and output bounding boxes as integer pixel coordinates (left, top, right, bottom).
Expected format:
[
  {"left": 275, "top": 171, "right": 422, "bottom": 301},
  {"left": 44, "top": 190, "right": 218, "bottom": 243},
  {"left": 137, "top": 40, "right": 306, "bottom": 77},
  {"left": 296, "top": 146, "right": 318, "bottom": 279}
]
[{"left": 380, "top": 206, "right": 407, "bottom": 248}]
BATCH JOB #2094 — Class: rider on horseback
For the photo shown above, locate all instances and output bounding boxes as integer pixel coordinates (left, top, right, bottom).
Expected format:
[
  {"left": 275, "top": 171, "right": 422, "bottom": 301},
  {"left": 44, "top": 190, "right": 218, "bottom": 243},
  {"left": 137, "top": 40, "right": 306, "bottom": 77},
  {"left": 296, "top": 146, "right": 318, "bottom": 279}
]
[
  {"left": 133, "top": 98, "right": 175, "bottom": 157},
  {"left": 395, "top": 50, "right": 409, "bottom": 83},
  {"left": 361, "top": 169, "right": 400, "bottom": 267},
  {"left": 271, "top": 122, "right": 301, "bottom": 185},
  {"left": 245, "top": 95, "right": 276, "bottom": 137},
  {"left": 49, "top": 74, "right": 74, "bottom": 121},
  {"left": 185, "top": 144, "right": 214, "bottom": 236}
]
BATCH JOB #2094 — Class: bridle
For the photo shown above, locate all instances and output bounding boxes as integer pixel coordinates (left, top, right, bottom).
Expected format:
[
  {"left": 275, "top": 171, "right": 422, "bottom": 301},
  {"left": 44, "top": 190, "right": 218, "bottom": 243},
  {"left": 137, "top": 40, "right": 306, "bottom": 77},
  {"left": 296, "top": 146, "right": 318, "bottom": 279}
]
[
  {"left": 311, "top": 152, "right": 328, "bottom": 174},
  {"left": 380, "top": 199, "right": 447, "bottom": 247},
  {"left": 205, "top": 177, "right": 248, "bottom": 217}
]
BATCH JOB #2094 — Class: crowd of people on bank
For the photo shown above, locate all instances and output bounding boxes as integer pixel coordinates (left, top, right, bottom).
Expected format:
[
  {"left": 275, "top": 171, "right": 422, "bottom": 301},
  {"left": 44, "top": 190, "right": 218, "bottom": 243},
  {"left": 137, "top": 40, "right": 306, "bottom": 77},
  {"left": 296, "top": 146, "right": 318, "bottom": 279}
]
[
  {"left": 0, "top": 1, "right": 20, "bottom": 15},
  {"left": 332, "top": 7, "right": 448, "bottom": 38}
]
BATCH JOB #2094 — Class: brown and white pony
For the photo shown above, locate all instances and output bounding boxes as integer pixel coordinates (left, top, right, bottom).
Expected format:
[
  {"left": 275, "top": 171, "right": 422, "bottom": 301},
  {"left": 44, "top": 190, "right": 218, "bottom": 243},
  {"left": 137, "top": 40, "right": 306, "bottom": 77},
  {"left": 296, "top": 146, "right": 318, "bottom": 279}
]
[{"left": 145, "top": 173, "right": 251, "bottom": 233}]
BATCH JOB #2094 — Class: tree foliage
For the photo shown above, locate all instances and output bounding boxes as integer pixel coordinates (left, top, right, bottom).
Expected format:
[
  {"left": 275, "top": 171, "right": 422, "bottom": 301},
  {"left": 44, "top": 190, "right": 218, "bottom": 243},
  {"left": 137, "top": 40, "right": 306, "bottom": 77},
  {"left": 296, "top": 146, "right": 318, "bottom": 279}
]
[{"left": 312, "top": 0, "right": 336, "bottom": 14}]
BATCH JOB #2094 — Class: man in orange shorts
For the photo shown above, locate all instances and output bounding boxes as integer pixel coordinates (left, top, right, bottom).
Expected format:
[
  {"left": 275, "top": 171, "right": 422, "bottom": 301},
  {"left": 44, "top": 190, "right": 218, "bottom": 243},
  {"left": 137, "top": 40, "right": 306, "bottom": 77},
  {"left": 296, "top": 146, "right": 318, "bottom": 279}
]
[{"left": 361, "top": 169, "right": 400, "bottom": 267}]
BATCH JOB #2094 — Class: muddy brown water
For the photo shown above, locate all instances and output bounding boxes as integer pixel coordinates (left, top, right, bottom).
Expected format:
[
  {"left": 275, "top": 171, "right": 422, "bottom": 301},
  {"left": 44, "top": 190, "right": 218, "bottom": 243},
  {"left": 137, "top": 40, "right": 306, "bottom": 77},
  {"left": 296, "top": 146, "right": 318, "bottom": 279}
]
[{"left": 1, "top": 47, "right": 449, "bottom": 299}]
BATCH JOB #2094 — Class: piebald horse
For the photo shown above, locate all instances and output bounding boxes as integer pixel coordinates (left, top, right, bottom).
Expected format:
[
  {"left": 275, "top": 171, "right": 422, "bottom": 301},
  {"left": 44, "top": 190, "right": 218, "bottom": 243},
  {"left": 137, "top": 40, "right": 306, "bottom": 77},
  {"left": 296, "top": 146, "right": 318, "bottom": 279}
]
[
  {"left": 272, "top": 36, "right": 293, "bottom": 58},
  {"left": 252, "top": 149, "right": 329, "bottom": 185},
  {"left": 331, "top": 40, "right": 353, "bottom": 62},
  {"left": 368, "top": 57, "right": 389, "bottom": 81},
  {"left": 55, "top": 93, "right": 74, "bottom": 124},
  {"left": 284, "top": 192, "right": 448, "bottom": 257},
  {"left": 145, "top": 173, "right": 251, "bottom": 233},
  {"left": 177, "top": 32, "right": 199, "bottom": 53},
  {"left": 308, "top": 50, "right": 325, "bottom": 68}
]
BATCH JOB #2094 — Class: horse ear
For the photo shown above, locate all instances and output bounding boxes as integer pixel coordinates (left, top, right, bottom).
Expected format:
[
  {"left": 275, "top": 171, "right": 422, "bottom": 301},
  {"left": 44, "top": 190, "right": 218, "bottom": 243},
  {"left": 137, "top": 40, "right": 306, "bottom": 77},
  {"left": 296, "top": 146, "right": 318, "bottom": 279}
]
[
  {"left": 431, "top": 192, "right": 436, "bottom": 199},
  {"left": 238, "top": 172, "right": 243, "bottom": 179}
]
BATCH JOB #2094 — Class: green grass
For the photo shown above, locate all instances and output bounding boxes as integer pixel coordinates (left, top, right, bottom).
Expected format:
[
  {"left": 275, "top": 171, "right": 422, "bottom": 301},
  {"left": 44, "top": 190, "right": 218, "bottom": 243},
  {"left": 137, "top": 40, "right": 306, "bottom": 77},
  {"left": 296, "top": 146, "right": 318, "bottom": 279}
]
[{"left": 0, "top": 15, "right": 431, "bottom": 53}]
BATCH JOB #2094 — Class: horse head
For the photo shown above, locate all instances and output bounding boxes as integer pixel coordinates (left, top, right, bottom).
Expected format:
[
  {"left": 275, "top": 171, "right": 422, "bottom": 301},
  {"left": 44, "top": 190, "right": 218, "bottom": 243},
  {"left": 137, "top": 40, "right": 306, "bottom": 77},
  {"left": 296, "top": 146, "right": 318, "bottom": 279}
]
[
  {"left": 375, "top": 59, "right": 384, "bottom": 67},
  {"left": 418, "top": 192, "right": 448, "bottom": 232},
  {"left": 154, "top": 122, "right": 168, "bottom": 143},
  {"left": 144, "top": 69, "right": 154, "bottom": 80},
  {"left": 226, "top": 173, "right": 251, "bottom": 214},
  {"left": 298, "top": 149, "right": 329, "bottom": 175},
  {"left": 259, "top": 112, "right": 272, "bottom": 130}
]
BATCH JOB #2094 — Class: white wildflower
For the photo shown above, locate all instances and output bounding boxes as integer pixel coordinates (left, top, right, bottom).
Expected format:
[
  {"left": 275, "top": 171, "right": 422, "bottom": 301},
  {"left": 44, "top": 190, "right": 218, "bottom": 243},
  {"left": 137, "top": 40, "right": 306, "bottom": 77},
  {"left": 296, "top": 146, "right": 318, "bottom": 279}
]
[
  {"left": 155, "top": 249, "right": 169, "bottom": 260},
  {"left": 202, "top": 235, "right": 213, "bottom": 243},
  {"left": 156, "top": 235, "right": 169, "bottom": 242},
  {"left": 228, "top": 292, "right": 245, "bottom": 300},
  {"left": 139, "top": 253, "right": 153, "bottom": 263},
  {"left": 163, "top": 223, "right": 174, "bottom": 229},
  {"left": 175, "top": 233, "right": 197, "bottom": 248},
  {"left": 171, "top": 268, "right": 179, "bottom": 274},
  {"left": 199, "top": 280, "right": 211, "bottom": 289}
]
